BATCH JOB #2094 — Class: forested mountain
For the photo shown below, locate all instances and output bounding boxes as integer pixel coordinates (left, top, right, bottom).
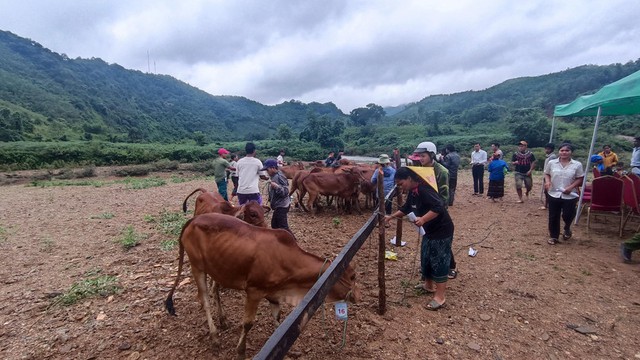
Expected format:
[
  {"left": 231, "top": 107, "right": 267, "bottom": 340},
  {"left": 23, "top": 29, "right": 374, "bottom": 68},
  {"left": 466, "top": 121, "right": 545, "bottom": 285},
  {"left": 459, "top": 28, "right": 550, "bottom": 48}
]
[
  {"left": 1, "top": 28, "right": 640, "bottom": 170},
  {"left": 0, "top": 30, "right": 346, "bottom": 143}
]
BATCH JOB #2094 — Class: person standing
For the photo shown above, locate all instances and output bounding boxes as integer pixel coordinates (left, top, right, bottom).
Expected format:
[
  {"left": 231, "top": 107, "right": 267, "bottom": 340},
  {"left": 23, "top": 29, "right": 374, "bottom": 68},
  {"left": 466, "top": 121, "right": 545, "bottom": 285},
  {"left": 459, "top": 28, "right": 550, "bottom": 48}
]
[
  {"left": 277, "top": 149, "right": 286, "bottom": 167},
  {"left": 544, "top": 143, "right": 584, "bottom": 245},
  {"left": 371, "top": 154, "right": 396, "bottom": 215},
  {"left": 491, "top": 142, "right": 504, "bottom": 160},
  {"left": 631, "top": 137, "right": 640, "bottom": 176},
  {"left": 384, "top": 167, "right": 454, "bottom": 310},
  {"left": 512, "top": 140, "right": 536, "bottom": 203},
  {"left": 229, "top": 154, "right": 239, "bottom": 202},
  {"left": 487, "top": 152, "right": 508, "bottom": 202},
  {"left": 236, "top": 142, "right": 269, "bottom": 205},
  {"left": 261, "top": 159, "right": 292, "bottom": 233},
  {"left": 471, "top": 143, "right": 487, "bottom": 195},
  {"left": 325, "top": 151, "right": 336, "bottom": 167},
  {"left": 598, "top": 145, "right": 618, "bottom": 172},
  {"left": 211, "top": 148, "right": 234, "bottom": 201},
  {"left": 540, "top": 143, "right": 557, "bottom": 210},
  {"left": 442, "top": 144, "right": 460, "bottom": 206}
]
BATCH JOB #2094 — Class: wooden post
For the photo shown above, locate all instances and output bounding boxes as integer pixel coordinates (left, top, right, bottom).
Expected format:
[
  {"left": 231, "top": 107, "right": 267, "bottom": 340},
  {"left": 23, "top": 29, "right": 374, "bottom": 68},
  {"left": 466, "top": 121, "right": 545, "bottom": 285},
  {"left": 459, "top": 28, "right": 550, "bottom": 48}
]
[{"left": 377, "top": 171, "right": 386, "bottom": 314}]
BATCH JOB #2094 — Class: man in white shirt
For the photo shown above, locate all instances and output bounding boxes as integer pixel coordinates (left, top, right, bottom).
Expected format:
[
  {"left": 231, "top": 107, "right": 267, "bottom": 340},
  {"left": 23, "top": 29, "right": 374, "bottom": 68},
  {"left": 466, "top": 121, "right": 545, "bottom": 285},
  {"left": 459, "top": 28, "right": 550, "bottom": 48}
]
[
  {"left": 631, "top": 137, "right": 640, "bottom": 176},
  {"left": 277, "top": 149, "right": 286, "bottom": 167},
  {"left": 470, "top": 143, "right": 487, "bottom": 195},
  {"left": 236, "top": 142, "right": 269, "bottom": 205}
]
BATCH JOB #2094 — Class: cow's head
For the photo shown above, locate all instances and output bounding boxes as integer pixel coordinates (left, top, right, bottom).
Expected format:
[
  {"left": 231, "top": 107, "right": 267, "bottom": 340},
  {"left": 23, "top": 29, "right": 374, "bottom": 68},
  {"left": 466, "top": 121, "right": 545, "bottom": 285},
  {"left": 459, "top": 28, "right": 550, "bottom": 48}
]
[
  {"left": 234, "top": 200, "right": 269, "bottom": 228},
  {"left": 327, "top": 263, "right": 360, "bottom": 304}
]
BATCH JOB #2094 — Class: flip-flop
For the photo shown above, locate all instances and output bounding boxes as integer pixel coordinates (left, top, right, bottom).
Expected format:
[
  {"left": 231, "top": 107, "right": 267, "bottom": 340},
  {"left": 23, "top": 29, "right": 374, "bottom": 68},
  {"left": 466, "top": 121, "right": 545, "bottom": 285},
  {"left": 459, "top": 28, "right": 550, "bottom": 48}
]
[
  {"left": 413, "top": 284, "right": 436, "bottom": 293},
  {"left": 425, "top": 299, "right": 446, "bottom": 311}
]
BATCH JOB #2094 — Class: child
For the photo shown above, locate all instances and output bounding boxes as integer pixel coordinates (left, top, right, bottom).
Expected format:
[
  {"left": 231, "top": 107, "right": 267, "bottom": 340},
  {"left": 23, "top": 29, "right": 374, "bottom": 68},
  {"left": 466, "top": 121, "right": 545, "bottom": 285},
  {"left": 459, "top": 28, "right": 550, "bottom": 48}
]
[
  {"left": 228, "top": 154, "right": 239, "bottom": 202},
  {"left": 261, "top": 159, "right": 292, "bottom": 233}
]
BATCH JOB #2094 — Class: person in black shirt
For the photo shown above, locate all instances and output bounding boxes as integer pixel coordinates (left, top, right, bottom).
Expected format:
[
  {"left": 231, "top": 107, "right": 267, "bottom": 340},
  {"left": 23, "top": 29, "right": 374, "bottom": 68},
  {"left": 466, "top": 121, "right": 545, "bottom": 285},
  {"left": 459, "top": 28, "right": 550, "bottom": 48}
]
[{"left": 384, "top": 167, "right": 454, "bottom": 310}]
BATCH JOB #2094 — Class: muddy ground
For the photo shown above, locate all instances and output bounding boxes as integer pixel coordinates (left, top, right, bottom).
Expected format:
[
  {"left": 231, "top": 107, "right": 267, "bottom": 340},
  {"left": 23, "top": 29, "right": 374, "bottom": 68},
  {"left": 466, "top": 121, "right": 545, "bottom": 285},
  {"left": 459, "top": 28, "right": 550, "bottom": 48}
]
[{"left": 0, "top": 168, "right": 639, "bottom": 360}]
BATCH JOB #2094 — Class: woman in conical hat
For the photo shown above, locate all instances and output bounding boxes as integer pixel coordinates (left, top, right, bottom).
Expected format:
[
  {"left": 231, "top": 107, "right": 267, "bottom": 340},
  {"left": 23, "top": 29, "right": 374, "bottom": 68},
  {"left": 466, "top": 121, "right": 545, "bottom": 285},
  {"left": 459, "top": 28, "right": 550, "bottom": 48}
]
[{"left": 384, "top": 167, "right": 454, "bottom": 311}]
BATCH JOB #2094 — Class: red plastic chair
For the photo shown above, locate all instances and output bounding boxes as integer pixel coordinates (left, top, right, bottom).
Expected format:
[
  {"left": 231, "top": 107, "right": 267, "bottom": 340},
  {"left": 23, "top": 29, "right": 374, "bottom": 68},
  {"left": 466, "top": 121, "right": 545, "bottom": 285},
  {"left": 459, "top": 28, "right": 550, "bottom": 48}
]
[
  {"left": 586, "top": 175, "right": 624, "bottom": 237},
  {"left": 592, "top": 167, "right": 601, "bottom": 178},
  {"left": 622, "top": 176, "right": 640, "bottom": 233}
]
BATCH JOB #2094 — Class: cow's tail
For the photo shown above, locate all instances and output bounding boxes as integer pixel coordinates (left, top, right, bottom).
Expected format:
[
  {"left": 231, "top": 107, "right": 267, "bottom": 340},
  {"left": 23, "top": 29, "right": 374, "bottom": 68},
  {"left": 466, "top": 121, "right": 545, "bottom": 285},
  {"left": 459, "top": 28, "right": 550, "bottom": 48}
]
[
  {"left": 182, "top": 188, "right": 207, "bottom": 214},
  {"left": 165, "top": 218, "right": 194, "bottom": 316}
]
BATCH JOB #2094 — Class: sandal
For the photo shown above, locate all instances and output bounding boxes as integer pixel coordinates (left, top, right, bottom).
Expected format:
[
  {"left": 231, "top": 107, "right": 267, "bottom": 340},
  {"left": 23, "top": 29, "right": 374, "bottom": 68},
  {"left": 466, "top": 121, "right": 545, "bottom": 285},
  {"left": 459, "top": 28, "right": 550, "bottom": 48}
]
[
  {"left": 425, "top": 299, "right": 446, "bottom": 311},
  {"left": 448, "top": 269, "right": 458, "bottom": 279},
  {"left": 563, "top": 231, "right": 572, "bottom": 241},
  {"left": 413, "top": 284, "right": 436, "bottom": 293},
  {"left": 547, "top": 238, "right": 558, "bottom": 245}
]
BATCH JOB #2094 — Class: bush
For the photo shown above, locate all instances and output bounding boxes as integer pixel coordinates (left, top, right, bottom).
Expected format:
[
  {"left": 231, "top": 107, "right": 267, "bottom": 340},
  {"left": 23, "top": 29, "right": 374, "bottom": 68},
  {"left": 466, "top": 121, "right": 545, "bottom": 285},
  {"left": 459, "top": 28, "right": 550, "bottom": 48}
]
[{"left": 113, "top": 165, "right": 151, "bottom": 177}]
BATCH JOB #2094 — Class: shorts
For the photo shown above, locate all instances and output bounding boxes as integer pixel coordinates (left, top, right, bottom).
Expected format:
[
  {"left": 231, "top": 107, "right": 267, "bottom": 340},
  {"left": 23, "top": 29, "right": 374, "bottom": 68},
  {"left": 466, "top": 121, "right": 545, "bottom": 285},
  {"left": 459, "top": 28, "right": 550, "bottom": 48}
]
[
  {"left": 514, "top": 172, "right": 532, "bottom": 191},
  {"left": 237, "top": 193, "right": 263, "bottom": 205}
]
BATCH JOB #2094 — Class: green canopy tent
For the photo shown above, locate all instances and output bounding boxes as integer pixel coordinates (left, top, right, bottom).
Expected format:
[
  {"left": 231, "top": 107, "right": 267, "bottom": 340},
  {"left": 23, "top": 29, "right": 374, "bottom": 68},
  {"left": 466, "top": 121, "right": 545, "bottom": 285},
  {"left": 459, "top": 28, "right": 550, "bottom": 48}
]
[{"left": 551, "top": 69, "right": 640, "bottom": 223}]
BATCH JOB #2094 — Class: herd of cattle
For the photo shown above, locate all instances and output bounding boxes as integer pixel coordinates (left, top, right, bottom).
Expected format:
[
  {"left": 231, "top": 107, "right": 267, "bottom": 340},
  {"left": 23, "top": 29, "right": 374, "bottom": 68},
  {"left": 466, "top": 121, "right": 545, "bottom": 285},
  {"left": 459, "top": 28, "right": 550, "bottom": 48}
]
[
  {"left": 283, "top": 160, "right": 379, "bottom": 213},
  {"left": 166, "top": 162, "right": 367, "bottom": 359}
]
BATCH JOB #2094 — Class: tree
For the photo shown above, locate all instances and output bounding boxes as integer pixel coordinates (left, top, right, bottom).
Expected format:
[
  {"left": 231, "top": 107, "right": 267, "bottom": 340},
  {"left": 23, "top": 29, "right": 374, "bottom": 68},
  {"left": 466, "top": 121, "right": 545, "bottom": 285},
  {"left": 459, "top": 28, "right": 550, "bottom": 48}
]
[
  {"left": 349, "top": 103, "right": 386, "bottom": 126},
  {"left": 276, "top": 123, "right": 293, "bottom": 140},
  {"left": 508, "top": 108, "right": 551, "bottom": 147},
  {"left": 192, "top": 131, "right": 206, "bottom": 146}
]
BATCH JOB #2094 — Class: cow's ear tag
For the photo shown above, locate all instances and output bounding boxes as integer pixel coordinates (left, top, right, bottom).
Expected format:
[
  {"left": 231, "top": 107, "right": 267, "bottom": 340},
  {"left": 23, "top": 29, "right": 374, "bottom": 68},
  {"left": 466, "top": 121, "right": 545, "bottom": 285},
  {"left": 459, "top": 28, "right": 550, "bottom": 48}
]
[{"left": 335, "top": 301, "right": 348, "bottom": 321}]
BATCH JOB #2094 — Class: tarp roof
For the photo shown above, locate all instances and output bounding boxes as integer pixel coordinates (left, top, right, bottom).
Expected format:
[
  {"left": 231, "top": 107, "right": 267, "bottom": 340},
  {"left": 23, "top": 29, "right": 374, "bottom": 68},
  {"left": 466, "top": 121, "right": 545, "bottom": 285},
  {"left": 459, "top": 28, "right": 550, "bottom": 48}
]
[{"left": 554, "top": 69, "right": 640, "bottom": 117}]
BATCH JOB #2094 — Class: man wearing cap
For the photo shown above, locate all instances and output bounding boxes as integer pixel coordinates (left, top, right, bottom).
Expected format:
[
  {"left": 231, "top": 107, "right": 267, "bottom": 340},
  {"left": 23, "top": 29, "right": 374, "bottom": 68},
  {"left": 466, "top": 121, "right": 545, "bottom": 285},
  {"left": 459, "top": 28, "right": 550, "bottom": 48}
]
[
  {"left": 236, "top": 142, "right": 269, "bottom": 205},
  {"left": 211, "top": 148, "right": 235, "bottom": 201},
  {"left": 471, "top": 143, "right": 487, "bottom": 195},
  {"left": 511, "top": 140, "right": 536, "bottom": 203},
  {"left": 371, "top": 154, "right": 396, "bottom": 215},
  {"left": 261, "top": 159, "right": 292, "bottom": 232}
]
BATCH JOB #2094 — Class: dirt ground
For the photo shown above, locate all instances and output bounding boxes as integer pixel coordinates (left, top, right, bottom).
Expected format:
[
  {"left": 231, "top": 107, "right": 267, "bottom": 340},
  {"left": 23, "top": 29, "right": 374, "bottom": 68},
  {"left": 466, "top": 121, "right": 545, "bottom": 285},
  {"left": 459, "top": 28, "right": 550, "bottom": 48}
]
[{"left": 0, "top": 167, "right": 639, "bottom": 360}]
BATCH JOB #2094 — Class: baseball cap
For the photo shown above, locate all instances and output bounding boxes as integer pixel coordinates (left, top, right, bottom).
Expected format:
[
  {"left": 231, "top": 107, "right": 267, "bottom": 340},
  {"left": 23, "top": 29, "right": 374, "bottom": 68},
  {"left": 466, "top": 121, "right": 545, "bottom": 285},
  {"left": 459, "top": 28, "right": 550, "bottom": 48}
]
[
  {"left": 518, "top": 140, "right": 528, "bottom": 146},
  {"left": 260, "top": 159, "right": 278, "bottom": 170},
  {"left": 218, "top": 148, "right": 230, "bottom": 155},
  {"left": 413, "top": 141, "right": 437, "bottom": 154}
]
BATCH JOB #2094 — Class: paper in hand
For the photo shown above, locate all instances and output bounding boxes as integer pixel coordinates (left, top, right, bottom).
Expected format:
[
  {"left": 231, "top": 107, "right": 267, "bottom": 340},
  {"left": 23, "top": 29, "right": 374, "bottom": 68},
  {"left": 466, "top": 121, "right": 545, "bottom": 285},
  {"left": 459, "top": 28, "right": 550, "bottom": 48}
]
[{"left": 407, "top": 212, "right": 426, "bottom": 236}]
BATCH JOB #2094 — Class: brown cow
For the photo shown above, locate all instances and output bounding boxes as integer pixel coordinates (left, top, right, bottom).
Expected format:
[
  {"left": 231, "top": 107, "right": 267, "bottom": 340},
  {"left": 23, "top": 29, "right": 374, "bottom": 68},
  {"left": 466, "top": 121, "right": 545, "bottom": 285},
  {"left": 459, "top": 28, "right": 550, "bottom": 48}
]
[
  {"left": 288, "top": 167, "right": 322, "bottom": 208},
  {"left": 165, "top": 213, "right": 359, "bottom": 359},
  {"left": 279, "top": 161, "right": 305, "bottom": 179},
  {"left": 301, "top": 168, "right": 366, "bottom": 213},
  {"left": 182, "top": 188, "right": 269, "bottom": 227}
]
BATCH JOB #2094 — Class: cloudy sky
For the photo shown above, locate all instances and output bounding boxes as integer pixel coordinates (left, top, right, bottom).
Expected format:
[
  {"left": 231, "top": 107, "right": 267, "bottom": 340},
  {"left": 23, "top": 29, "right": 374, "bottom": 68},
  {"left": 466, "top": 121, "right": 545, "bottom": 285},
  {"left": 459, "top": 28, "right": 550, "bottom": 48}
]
[{"left": 1, "top": 0, "right": 639, "bottom": 112}]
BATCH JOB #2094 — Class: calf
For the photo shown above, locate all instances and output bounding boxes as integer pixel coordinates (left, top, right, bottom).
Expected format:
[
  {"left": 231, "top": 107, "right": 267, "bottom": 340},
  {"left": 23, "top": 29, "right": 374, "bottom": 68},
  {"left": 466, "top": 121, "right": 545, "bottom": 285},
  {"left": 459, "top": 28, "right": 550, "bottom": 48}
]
[
  {"left": 182, "top": 188, "right": 269, "bottom": 227},
  {"left": 165, "top": 213, "right": 359, "bottom": 359}
]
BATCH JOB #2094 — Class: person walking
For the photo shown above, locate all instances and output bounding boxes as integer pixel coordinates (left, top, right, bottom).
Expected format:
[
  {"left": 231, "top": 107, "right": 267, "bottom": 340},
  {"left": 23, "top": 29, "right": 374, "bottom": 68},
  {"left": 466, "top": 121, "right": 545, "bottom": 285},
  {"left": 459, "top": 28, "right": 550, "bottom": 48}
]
[
  {"left": 487, "top": 152, "right": 508, "bottom": 202},
  {"left": 384, "top": 167, "right": 454, "bottom": 310},
  {"left": 471, "top": 143, "right": 487, "bottom": 195},
  {"left": 512, "top": 140, "right": 536, "bottom": 203},
  {"left": 236, "top": 142, "right": 269, "bottom": 205},
  {"left": 211, "top": 148, "right": 234, "bottom": 201},
  {"left": 544, "top": 143, "right": 584, "bottom": 245},
  {"left": 442, "top": 144, "right": 460, "bottom": 206},
  {"left": 371, "top": 154, "right": 396, "bottom": 215},
  {"left": 261, "top": 159, "right": 292, "bottom": 233}
]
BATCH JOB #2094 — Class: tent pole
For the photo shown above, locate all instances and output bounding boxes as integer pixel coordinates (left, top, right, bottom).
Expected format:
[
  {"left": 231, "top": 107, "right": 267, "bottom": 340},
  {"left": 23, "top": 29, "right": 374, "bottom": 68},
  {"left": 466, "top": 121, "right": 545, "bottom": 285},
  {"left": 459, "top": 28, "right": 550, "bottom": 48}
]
[
  {"left": 575, "top": 107, "right": 602, "bottom": 224},
  {"left": 541, "top": 116, "right": 558, "bottom": 203}
]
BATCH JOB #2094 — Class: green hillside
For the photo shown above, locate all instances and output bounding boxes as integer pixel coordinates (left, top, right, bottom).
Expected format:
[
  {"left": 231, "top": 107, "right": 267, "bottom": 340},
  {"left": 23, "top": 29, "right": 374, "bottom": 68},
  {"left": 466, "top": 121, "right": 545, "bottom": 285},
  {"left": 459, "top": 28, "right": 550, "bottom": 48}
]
[
  {"left": 0, "top": 30, "right": 346, "bottom": 144},
  {"left": 1, "top": 29, "right": 640, "bottom": 171}
]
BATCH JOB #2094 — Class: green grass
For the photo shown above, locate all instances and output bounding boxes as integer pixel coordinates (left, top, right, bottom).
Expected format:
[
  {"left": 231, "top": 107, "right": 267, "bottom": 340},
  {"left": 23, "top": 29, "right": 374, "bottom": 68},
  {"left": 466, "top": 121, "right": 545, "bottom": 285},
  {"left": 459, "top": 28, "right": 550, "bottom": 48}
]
[
  {"left": 29, "top": 179, "right": 105, "bottom": 187},
  {"left": 0, "top": 226, "right": 7, "bottom": 242},
  {"left": 170, "top": 175, "right": 188, "bottom": 183},
  {"left": 332, "top": 217, "right": 342, "bottom": 228},
  {"left": 91, "top": 212, "right": 115, "bottom": 219},
  {"left": 121, "top": 176, "right": 167, "bottom": 189},
  {"left": 117, "top": 225, "right": 144, "bottom": 250},
  {"left": 146, "top": 209, "right": 188, "bottom": 251},
  {"left": 51, "top": 270, "right": 120, "bottom": 307},
  {"left": 40, "top": 237, "right": 55, "bottom": 253},
  {"left": 515, "top": 251, "right": 536, "bottom": 261}
]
